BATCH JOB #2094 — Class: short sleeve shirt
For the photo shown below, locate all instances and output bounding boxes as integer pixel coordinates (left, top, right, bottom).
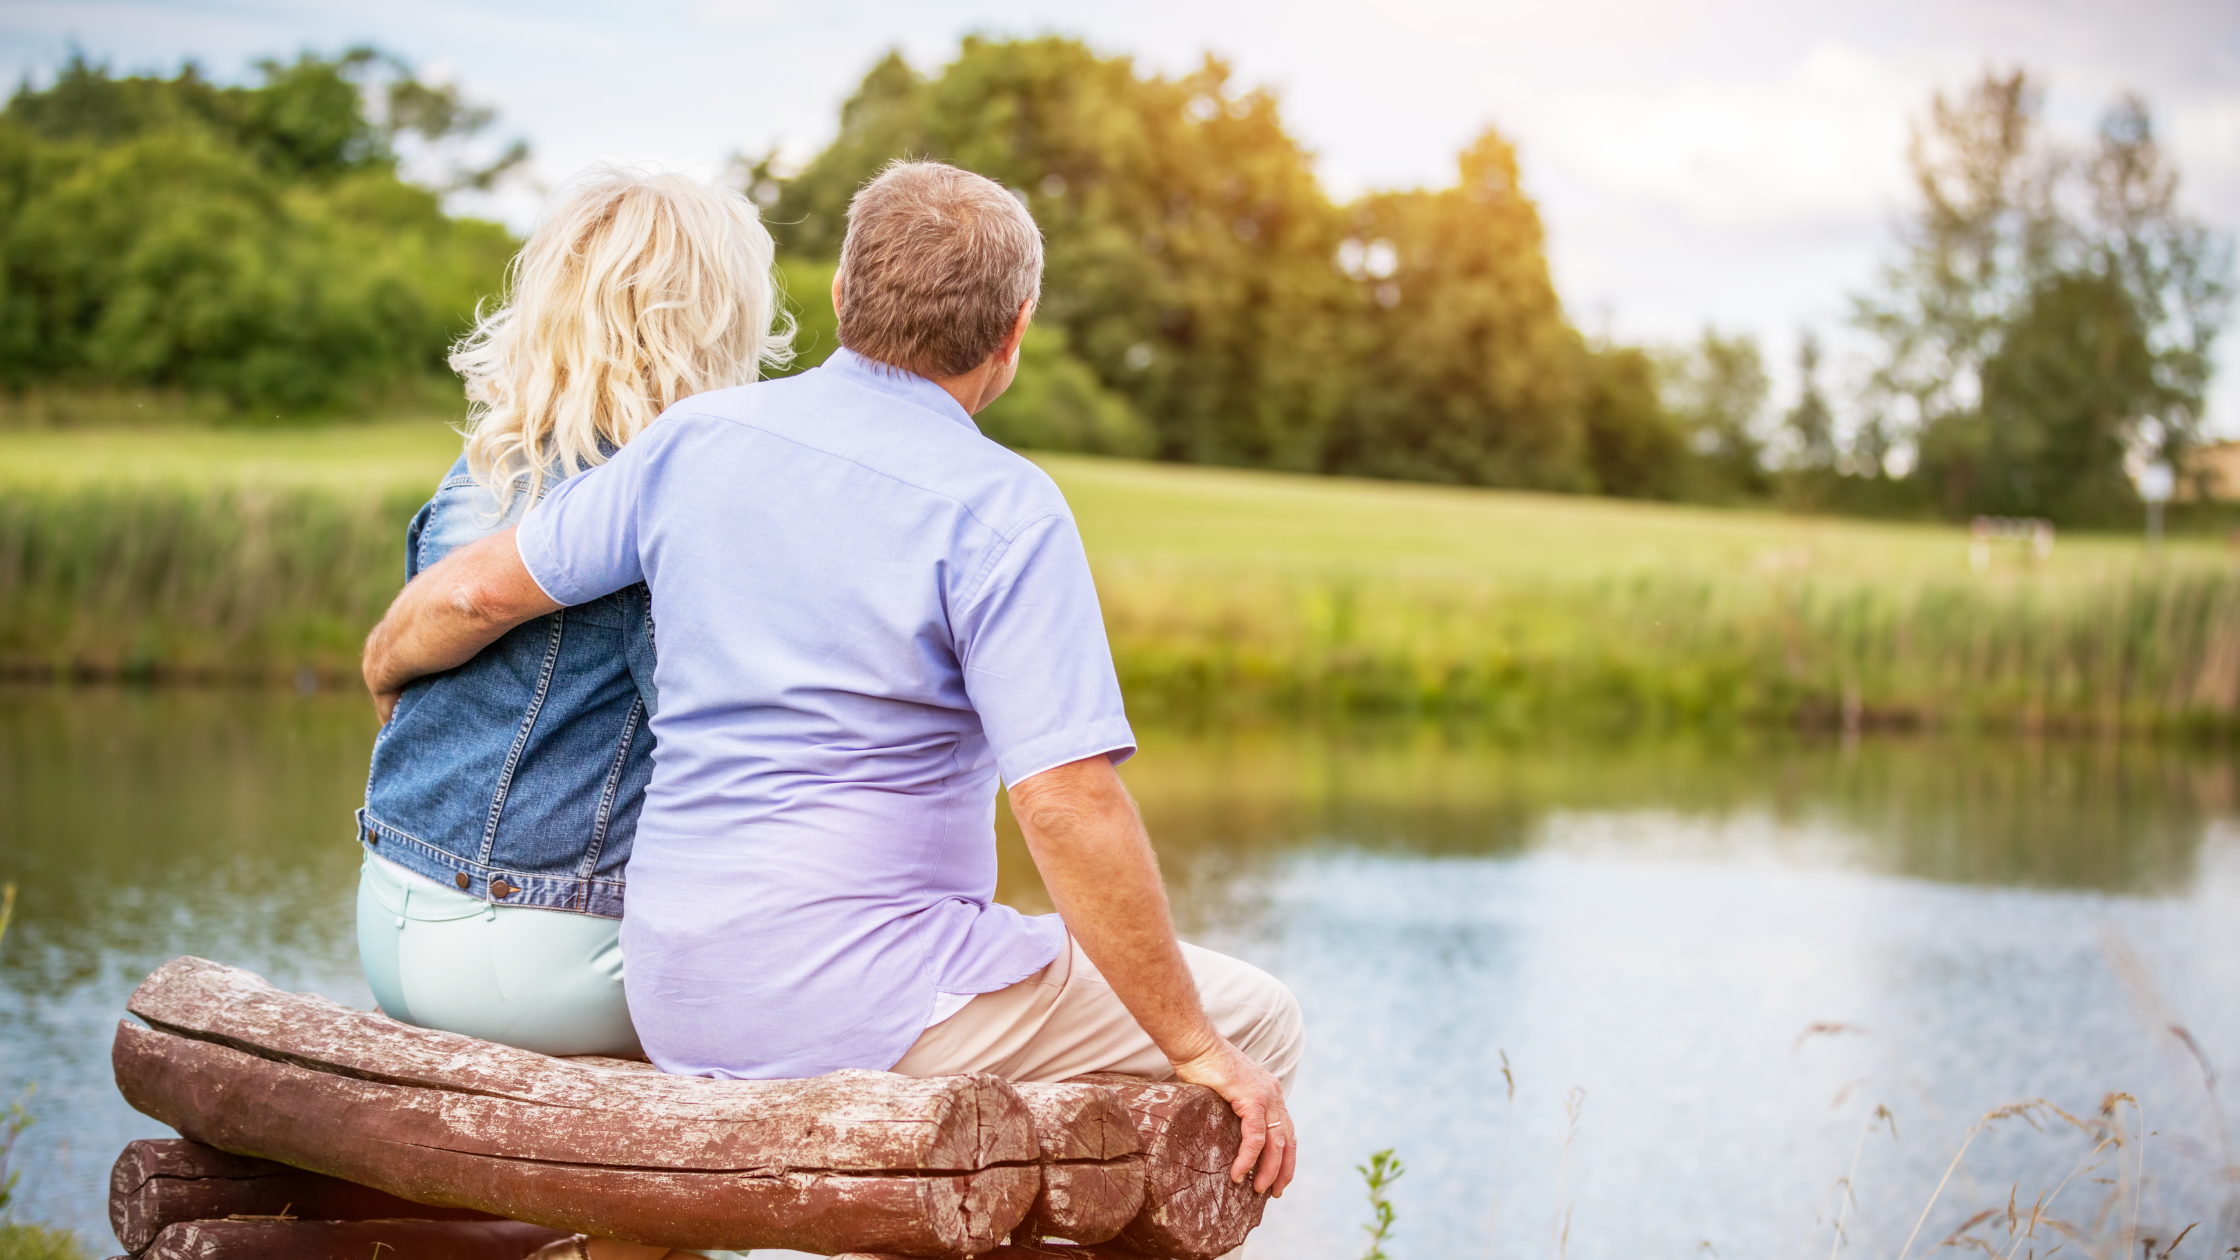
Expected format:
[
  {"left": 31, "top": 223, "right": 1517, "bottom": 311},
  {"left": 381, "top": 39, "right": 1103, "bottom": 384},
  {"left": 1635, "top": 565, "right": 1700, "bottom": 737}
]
[{"left": 516, "top": 349, "right": 1133, "bottom": 1079}]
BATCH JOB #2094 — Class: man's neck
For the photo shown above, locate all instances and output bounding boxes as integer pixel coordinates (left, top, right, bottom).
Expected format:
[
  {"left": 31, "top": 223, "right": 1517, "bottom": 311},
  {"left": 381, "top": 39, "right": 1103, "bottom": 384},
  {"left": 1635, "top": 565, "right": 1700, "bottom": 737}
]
[{"left": 928, "top": 359, "right": 1002, "bottom": 416}]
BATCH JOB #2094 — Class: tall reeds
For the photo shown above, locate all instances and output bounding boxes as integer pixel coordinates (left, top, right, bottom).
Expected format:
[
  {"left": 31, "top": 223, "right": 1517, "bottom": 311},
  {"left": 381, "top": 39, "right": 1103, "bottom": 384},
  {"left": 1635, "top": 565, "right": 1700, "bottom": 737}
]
[
  {"left": 0, "top": 483, "right": 416, "bottom": 682},
  {"left": 1100, "top": 560, "right": 2240, "bottom": 735},
  {"left": 5, "top": 477, "right": 2239, "bottom": 736}
]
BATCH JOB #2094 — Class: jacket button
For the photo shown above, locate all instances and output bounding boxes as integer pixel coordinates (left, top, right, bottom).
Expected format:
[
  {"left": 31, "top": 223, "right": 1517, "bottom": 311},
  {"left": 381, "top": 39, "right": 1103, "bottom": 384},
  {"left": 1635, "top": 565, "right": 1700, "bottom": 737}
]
[
  {"left": 454, "top": 872, "right": 471, "bottom": 890},
  {"left": 491, "top": 878, "right": 516, "bottom": 899}
]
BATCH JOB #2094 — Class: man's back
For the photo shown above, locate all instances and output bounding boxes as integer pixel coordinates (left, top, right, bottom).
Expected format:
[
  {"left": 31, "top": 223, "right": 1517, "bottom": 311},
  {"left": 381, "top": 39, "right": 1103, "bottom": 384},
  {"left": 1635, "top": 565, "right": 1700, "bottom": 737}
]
[{"left": 518, "top": 348, "right": 1135, "bottom": 1078}]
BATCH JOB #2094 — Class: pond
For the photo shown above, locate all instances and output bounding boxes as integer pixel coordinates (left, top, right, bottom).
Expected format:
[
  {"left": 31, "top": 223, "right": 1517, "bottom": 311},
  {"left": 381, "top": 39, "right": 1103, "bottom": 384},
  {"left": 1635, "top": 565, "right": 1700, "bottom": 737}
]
[{"left": 2, "top": 687, "right": 2236, "bottom": 1258}]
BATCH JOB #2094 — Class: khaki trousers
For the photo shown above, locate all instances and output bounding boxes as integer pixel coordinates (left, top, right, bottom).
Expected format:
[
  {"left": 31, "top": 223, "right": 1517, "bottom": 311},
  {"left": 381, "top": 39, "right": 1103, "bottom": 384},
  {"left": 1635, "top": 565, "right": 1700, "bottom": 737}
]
[{"left": 889, "top": 937, "right": 1304, "bottom": 1093}]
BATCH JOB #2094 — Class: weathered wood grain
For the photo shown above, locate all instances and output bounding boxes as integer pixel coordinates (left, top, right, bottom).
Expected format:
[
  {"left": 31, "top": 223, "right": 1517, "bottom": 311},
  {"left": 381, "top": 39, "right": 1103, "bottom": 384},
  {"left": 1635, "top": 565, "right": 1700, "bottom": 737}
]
[
  {"left": 111, "top": 958, "right": 1265, "bottom": 1258},
  {"left": 834, "top": 1245, "right": 1174, "bottom": 1260},
  {"left": 125, "top": 957, "right": 1034, "bottom": 1173},
  {"left": 132, "top": 1218, "right": 566, "bottom": 1259},
  {"left": 110, "top": 1138, "right": 499, "bottom": 1255},
  {"left": 1007, "top": 1083, "right": 1146, "bottom": 1245},
  {"left": 1072, "top": 1075, "right": 1269, "bottom": 1260},
  {"left": 1017, "top": 1158, "right": 1147, "bottom": 1247},
  {"left": 114, "top": 1021, "right": 1037, "bottom": 1256},
  {"left": 1008, "top": 1082, "right": 1140, "bottom": 1163},
  {"left": 571, "top": 1035, "right": 1158, "bottom": 1248}
]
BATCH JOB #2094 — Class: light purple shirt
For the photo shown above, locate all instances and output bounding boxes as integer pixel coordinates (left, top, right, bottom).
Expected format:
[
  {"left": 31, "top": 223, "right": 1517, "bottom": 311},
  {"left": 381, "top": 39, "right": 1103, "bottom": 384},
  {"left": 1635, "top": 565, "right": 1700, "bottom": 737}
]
[{"left": 516, "top": 350, "right": 1135, "bottom": 1078}]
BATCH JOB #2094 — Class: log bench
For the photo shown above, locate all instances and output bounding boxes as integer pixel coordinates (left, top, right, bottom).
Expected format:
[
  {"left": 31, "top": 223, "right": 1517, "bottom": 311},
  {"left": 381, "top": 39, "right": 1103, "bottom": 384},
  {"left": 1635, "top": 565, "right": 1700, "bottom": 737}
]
[{"left": 109, "top": 957, "right": 1268, "bottom": 1259}]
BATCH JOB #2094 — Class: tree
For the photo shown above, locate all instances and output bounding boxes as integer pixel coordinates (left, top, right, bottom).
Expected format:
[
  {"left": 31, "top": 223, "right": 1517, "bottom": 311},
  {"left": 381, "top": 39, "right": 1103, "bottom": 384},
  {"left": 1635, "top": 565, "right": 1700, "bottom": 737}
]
[
  {"left": 753, "top": 39, "right": 1619, "bottom": 492},
  {"left": 1853, "top": 71, "right": 2233, "bottom": 523},
  {"left": 2079, "top": 95, "right": 2233, "bottom": 501},
  {"left": 1322, "top": 130, "right": 1589, "bottom": 489},
  {"left": 1783, "top": 331, "right": 1837, "bottom": 471},
  {"left": 1661, "top": 328, "right": 1770, "bottom": 499},
  {"left": 0, "top": 51, "right": 518, "bottom": 409},
  {"left": 1946, "top": 269, "right": 2156, "bottom": 519},
  {"left": 5, "top": 49, "right": 524, "bottom": 186},
  {"left": 1578, "top": 343, "right": 1685, "bottom": 499},
  {"left": 754, "top": 37, "right": 1355, "bottom": 470},
  {"left": 1854, "top": 72, "right": 2051, "bottom": 441}
]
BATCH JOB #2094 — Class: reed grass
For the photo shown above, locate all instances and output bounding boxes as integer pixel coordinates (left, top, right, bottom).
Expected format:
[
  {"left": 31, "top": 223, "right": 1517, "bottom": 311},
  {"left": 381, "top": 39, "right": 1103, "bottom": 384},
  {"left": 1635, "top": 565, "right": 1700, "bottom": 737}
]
[
  {"left": 0, "top": 482, "right": 419, "bottom": 683},
  {"left": 3, "top": 424, "right": 2238, "bottom": 734},
  {"left": 1099, "top": 559, "right": 2240, "bottom": 734}
]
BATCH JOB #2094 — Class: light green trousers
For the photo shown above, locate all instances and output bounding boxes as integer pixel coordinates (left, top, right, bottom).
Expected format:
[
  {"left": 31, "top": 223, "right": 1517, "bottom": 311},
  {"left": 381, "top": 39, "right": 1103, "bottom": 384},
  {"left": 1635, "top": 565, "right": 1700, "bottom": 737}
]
[{"left": 355, "top": 852, "right": 642, "bottom": 1059}]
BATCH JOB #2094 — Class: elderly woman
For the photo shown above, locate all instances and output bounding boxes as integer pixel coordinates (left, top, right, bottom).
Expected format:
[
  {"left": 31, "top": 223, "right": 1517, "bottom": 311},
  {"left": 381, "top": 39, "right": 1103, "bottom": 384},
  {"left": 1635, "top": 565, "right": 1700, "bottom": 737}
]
[{"left": 355, "top": 167, "right": 791, "bottom": 1059}]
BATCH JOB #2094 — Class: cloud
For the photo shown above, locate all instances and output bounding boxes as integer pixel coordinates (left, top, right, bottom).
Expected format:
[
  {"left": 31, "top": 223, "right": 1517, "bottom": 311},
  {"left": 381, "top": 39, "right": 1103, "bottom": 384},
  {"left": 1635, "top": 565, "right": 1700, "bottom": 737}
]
[
  {"left": 693, "top": 0, "right": 797, "bottom": 25},
  {"left": 2166, "top": 99, "right": 2240, "bottom": 219},
  {"left": 1530, "top": 44, "right": 1918, "bottom": 231}
]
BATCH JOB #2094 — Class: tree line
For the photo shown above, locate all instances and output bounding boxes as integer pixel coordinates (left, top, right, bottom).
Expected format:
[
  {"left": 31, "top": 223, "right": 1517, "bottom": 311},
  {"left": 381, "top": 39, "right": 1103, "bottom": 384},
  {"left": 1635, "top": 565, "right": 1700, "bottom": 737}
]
[
  {"left": 0, "top": 50, "right": 516, "bottom": 409},
  {"left": 751, "top": 38, "right": 1690, "bottom": 498},
  {"left": 2, "top": 41, "right": 2229, "bottom": 525}
]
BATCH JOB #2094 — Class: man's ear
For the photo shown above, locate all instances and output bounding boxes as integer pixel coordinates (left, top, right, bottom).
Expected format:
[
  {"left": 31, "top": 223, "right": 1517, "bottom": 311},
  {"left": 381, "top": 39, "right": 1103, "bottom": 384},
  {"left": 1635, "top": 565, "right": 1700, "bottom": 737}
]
[
  {"left": 1003, "top": 299, "right": 1034, "bottom": 365},
  {"left": 830, "top": 273, "right": 845, "bottom": 320}
]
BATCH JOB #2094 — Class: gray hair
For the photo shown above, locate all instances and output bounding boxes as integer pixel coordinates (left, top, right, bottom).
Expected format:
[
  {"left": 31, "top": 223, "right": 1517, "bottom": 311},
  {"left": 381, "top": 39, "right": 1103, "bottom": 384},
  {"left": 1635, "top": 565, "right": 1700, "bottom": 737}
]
[{"left": 837, "top": 160, "right": 1044, "bottom": 377}]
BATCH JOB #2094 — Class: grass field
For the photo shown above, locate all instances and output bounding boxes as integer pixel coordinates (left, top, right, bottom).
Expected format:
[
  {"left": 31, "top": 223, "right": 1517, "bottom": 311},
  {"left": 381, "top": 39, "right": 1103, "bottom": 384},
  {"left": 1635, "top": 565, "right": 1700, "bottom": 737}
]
[
  {"left": 2, "top": 416, "right": 2205, "bottom": 583},
  {"left": 0, "top": 418, "right": 465, "bottom": 493},
  {"left": 3, "top": 418, "right": 2236, "bottom": 734},
  {"left": 1052, "top": 451, "right": 2213, "bottom": 586}
]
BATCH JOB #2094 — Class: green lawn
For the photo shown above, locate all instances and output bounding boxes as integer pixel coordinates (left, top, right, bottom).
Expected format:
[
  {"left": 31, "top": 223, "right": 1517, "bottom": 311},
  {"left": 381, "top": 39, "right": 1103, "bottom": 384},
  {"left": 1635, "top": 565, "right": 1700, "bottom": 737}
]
[
  {"left": 0, "top": 418, "right": 464, "bottom": 495},
  {"left": 0, "top": 419, "right": 2204, "bottom": 585},
  {"left": 1043, "top": 452, "right": 2206, "bottom": 590}
]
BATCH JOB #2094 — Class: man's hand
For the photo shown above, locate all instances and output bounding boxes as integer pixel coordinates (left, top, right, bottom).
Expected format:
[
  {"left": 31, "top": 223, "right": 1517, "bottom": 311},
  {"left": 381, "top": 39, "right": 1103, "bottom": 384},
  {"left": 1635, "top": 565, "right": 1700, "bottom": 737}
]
[
  {"left": 1009, "top": 755, "right": 1298, "bottom": 1198},
  {"left": 362, "top": 527, "right": 560, "bottom": 718},
  {"left": 1171, "top": 1037, "right": 1298, "bottom": 1195}
]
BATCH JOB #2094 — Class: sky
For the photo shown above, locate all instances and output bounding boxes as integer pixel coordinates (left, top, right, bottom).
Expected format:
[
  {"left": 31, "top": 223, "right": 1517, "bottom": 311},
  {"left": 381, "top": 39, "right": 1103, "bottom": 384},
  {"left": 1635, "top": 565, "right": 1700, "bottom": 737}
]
[{"left": 7, "top": 0, "right": 2239, "bottom": 436}]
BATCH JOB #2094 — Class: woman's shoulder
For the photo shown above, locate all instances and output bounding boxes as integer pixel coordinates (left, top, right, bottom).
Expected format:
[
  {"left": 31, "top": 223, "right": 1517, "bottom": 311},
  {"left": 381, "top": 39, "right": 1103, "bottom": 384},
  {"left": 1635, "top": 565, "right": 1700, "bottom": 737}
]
[{"left": 417, "top": 455, "right": 533, "bottom": 569}]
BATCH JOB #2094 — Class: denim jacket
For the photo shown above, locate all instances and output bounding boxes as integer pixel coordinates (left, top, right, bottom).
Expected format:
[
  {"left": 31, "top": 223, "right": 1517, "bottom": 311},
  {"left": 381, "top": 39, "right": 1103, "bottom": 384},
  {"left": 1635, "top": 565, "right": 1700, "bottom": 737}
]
[{"left": 357, "top": 454, "right": 656, "bottom": 918}]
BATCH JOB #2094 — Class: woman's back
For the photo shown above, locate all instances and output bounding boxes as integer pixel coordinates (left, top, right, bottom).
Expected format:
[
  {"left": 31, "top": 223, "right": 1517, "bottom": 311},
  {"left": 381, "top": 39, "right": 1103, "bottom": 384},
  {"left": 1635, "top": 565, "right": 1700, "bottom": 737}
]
[
  {"left": 353, "top": 166, "right": 789, "bottom": 1059},
  {"left": 360, "top": 455, "right": 656, "bottom": 917}
]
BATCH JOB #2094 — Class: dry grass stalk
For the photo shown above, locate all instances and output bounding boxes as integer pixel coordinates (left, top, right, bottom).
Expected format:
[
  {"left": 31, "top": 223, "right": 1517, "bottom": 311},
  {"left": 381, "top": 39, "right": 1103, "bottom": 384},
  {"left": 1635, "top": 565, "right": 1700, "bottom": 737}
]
[
  {"left": 1826, "top": 1104, "right": 1896, "bottom": 1259},
  {"left": 1895, "top": 1098, "right": 2125, "bottom": 1260},
  {"left": 1550, "top": 1087, "right": 1586, "bottom": 1260}
]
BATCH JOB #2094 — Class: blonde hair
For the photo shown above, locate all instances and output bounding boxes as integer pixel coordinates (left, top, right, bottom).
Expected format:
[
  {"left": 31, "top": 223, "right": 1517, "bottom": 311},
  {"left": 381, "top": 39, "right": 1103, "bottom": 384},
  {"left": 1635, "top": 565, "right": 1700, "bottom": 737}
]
[
  {"left": 838, "top": 161, "right": 1042, "bottom": 377},
  {"left": 453, "top": 167, "right": 792, "bottom": 509}
]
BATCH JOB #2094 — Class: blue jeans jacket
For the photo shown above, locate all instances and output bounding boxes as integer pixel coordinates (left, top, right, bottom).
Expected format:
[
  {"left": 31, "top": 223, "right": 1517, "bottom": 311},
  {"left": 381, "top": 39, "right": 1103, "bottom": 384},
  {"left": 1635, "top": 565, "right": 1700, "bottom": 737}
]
[{"left": 358, "top": 454, "right": 656, "bottom": 918}]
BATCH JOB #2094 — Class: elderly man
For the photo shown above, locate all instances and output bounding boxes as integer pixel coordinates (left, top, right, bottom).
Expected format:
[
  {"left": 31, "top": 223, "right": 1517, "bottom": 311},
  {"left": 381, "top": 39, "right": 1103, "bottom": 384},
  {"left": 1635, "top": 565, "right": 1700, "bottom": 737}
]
[{"left": 362, "top": 161, "right": 1302, "bottom": 1204}]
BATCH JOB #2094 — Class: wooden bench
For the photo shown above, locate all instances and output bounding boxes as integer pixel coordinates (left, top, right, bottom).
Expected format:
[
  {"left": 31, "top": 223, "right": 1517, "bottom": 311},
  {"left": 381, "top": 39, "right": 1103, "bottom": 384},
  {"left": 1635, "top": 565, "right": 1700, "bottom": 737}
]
[{"left": 108, "top": 957, "right": 1266, "bottom": 1258}]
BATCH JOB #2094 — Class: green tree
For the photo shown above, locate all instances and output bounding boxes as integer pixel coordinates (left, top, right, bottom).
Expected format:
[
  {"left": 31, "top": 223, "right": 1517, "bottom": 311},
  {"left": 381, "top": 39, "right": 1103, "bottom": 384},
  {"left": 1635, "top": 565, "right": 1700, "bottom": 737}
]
[
  {"left": 754, "top": 37, "right": 1354, "bottom": 470},
  {"left": 1577, "top": 344, "right": 1685, "bottom": 499},
  {"left": 1661, "top": 328, "right": 1770, "bottom": 498},
  {"left": 752, "top": 38, "right": 1620, "bottom": 490},
  {"left": 1932, "top": 270, "right": 2155, "bottom": 520},
  {"left": 977, "top": 324, "right": 1158, "bottom": 457},
  {"left": 1324, "top": 131, "right": 1589, "bottom": 489},
  {"left": 0, "top": 52, "right": 519, "bottom": 411},
  {"left": 1855, "top": 71, "right": 2232, "bottom": 522},
  {"left": 1772, "top": 330, "right": 1847, "bottom": 511},
  {"left": 769, "top": 255, "right": 1154, "bottom": 457},
  {"left": 1854, "top": 72, "right": 2051, "bottom": 441},
  {"left": 1783, "top": 331, "right": 1837, "bottom": 471}
]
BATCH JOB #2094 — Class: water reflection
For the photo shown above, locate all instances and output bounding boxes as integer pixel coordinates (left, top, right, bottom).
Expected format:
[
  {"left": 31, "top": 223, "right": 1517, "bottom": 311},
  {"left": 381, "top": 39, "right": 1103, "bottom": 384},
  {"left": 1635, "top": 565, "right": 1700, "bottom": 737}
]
[
  {"left": 1104, "top": 726, "right": 2223, "bottom": 894},
  {"left": 3, "top": 689, "right": 2236, "bottom": 1257},
  {"left": 2, "top": 689, "right": 371, "bottom": 1000}
]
